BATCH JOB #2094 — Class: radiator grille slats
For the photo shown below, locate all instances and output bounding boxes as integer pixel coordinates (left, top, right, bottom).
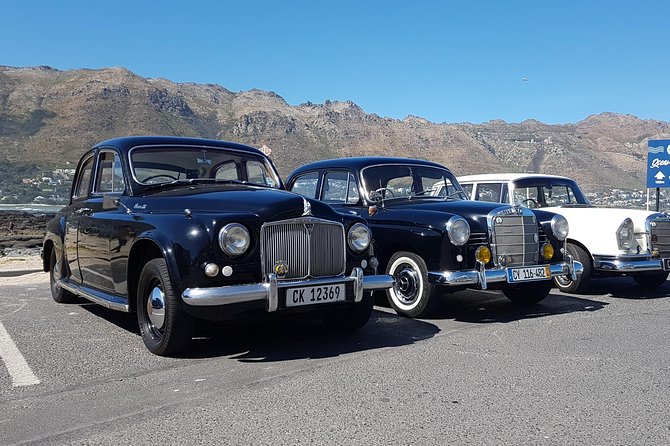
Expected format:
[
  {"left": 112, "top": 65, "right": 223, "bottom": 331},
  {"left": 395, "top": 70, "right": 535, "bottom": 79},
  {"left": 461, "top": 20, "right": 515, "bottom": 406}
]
[
  {"left": 261, "top": 218, "right": 346, "bottom": 280},
  {"left": 650, "top": 219, "right": 670, "bottom": 257},
  {"left": 490, "top": 213, "right": 539, "bottom": 267}
]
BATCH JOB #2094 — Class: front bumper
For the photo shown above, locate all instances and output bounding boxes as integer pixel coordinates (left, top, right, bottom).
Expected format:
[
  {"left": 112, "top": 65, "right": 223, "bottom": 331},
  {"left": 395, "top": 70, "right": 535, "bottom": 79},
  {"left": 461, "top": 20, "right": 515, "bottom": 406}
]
[
  {"left": 427, "top": 260, "right": 584, "bottom": 290},
  {"left": 181, "top": 267, "right": 394, "bottom": 312},
  {"left": 593, "top": 254, "right": 663, "bottom": 273}
]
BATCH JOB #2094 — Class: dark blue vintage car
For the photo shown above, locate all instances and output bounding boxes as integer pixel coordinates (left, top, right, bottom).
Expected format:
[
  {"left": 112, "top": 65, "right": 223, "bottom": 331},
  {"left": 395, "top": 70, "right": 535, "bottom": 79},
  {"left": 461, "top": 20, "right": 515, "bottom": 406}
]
[
  {"left": 287, "top": 157, "right": 583, "bottom": 317},
  {"left": 43, "top": 137, "right": 393, "bottom": 355}
]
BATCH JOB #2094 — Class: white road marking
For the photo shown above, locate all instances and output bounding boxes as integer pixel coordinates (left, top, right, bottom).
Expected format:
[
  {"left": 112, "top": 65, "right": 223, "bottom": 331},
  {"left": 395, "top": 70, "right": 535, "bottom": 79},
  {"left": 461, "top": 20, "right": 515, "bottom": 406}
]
[{"left": 0, "top": 322, "right": 40, "bottom": 387}]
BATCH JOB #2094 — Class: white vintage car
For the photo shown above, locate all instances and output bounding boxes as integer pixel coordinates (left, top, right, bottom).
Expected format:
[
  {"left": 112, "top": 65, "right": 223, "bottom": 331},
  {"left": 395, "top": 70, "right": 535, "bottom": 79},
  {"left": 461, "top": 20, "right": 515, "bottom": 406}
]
[{"left": 452, "top": 173, "right": 670, "bottom": 293}]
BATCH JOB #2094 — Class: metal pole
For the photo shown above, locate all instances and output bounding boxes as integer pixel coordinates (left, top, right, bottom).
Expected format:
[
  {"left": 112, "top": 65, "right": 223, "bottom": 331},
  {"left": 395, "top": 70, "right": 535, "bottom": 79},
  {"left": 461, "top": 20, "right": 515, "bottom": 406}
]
[
  {"left": 656, "top": 187, "right": 661, "bottom": 211},
  {"left": 647, "top": 188, "right": 650, "bottom": 211}
]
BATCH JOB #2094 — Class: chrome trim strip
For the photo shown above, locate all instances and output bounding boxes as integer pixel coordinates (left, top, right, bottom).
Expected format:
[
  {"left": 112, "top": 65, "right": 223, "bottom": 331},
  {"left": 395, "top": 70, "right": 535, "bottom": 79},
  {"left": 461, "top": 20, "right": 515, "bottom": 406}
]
[
  {"left": 57, "top": 280, "right": 131, "bottom": 312},
  {"left": 592, "top": 255, "right": 663, "bottom": 272},
  {"left": 182, "top": 268, "right": 394, "bottom": 311},
  {"left": 427, "top": 261, "right": 583, "bottom": 287}
]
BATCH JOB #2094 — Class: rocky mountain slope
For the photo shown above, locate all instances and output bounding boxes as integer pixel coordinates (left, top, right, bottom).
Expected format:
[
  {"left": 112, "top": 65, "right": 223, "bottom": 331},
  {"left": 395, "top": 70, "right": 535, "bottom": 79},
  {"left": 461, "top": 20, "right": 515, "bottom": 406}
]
[{"left": 2, "top": 65, "right": 670, "bottom": 191}]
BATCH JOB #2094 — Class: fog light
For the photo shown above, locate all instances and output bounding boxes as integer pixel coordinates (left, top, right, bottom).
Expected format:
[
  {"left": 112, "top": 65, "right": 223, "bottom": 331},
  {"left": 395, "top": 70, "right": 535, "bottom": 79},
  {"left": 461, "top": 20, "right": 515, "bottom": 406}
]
[
  {"left": 369, "top": 257, "right": 379, "bottom": 269},
  {"left": 475, "top": 246, "right": 491, "bottom": 264},
  {"left": 652, "top": 250, "right": 660, "bottom": 258},
  {"left": 204, "top": 263, "right": 219, "bottom": 277},
  {"left": 542, "top": 243, "right": 554, "bottom": 260}
]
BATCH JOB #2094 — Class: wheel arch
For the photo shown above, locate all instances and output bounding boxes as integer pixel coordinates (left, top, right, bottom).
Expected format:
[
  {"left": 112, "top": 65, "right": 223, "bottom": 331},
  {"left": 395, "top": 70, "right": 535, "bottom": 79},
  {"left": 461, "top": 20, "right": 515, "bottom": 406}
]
[
  {"left": 42, "top": 239, "right": 55, "bottom": 272},
  {"left": 127, "top": 237, "right": 179, "bottom": 312},
  {"left": 566, "top": 238, "right": 593, "bottom": 266}
]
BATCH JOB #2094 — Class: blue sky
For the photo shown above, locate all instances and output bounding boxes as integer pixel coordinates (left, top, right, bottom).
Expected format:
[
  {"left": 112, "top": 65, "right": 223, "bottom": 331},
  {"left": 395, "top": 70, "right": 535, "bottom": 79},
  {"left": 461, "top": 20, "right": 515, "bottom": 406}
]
[{"left": 1, "top": 0, "right": 668, "bottom": 124}]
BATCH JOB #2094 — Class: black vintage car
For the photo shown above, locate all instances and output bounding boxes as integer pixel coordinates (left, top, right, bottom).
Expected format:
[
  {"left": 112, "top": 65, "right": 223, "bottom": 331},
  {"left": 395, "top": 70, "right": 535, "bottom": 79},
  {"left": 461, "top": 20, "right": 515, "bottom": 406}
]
[
  {"left": 43, "top": 137, "right": 393, "bottom": 355},
  {"left": 287, "top": 157, "right": 583, "bottom": 317}
]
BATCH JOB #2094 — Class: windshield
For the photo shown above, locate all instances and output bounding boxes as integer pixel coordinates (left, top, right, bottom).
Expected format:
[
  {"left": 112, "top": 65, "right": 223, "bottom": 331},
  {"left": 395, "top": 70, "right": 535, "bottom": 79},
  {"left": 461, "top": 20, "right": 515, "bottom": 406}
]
[
  {"left": 130, "top": 146, "right": 280, "bottom": 188},
  {"left": 511, "top": 178, "right": 589, "bottom": 208},
  {"left": 361, "top": 164, "right": 466, "bottom": 201}
]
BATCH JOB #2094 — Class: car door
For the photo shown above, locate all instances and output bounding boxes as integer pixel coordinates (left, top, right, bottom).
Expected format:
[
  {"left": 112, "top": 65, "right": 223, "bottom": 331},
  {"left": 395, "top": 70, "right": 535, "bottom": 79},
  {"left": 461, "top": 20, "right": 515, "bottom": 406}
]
[
  {"left": 63, "top": 153, "right": 96, "bottom": 284},
  {"left": 77, "top": 150, "right": 124, "bottom": 293}
]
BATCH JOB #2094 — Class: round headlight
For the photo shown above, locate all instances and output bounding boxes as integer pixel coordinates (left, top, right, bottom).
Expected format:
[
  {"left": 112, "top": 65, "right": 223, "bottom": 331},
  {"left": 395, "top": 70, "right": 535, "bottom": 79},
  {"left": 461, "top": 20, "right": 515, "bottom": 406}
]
[
  {"left": 551, "top": 214, "right": 569, "bottom": 241},
  {"left": 218, "top": 223, "right": 250, "bottom": 256},
  {"left": 617, "top": 218, "right": 634, "bottom": 250},
  {"left": 446, "top": 216, "right": 470, "bottom": 246},
  {"left": 348, "top": 222, "right": 371, "bottom": 253}
]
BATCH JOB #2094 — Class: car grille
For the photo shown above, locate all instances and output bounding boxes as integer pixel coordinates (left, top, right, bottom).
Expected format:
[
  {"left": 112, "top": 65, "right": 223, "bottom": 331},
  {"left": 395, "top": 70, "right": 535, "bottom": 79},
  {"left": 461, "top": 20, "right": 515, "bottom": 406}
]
[
  {"left": 260, "top": 218, "right": 346, "bottom": 280},
  {"left": 649, "top": 218, "right": 670, "bottom": 257},
  {"left": 489, "top": 208, "right": 539, "bottom": 267}
]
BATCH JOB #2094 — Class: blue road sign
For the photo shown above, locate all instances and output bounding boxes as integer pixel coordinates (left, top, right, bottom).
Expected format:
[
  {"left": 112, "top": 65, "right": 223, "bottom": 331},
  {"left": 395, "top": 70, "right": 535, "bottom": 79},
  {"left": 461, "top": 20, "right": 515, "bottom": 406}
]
[{"left": 647, "top": 140, "right": 670, "bottom": 188}]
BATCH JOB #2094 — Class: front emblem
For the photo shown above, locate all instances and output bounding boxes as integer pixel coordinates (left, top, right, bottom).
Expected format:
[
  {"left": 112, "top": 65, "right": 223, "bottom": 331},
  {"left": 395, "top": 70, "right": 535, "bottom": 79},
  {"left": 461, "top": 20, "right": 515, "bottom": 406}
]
[
  {"left": 274, "top": 260, "right": 289, "bottom": 277},
  {"left": 302, "top": 198, "right": 312, "bottom": 216},
  {"left": 305, "top": 223, "right": 315, "bottom": 235}
]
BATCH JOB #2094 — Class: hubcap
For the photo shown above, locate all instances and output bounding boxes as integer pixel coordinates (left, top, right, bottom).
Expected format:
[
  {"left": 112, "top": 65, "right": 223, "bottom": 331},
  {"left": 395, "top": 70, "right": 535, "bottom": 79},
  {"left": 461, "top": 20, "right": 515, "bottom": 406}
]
[
  {"left": 394, "top": 266, "right": 419, "bottom": 304},
  {"left": 147, "top": 286, "right": 166, "bottom": 330}
]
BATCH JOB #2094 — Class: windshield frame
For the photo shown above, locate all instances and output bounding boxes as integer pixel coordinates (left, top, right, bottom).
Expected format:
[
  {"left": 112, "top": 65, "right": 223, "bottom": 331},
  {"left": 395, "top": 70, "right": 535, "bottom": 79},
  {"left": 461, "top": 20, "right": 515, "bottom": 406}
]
[{"left": 360, "top": 163, "right": 467, "bottom": 204}]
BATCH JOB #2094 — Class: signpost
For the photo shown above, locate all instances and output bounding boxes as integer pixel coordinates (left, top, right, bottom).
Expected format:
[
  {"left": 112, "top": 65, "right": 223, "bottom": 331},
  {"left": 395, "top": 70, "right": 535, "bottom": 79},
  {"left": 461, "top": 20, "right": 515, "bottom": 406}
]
[{"left": 647, "top": 140, "right": 670, "bottom": 211}]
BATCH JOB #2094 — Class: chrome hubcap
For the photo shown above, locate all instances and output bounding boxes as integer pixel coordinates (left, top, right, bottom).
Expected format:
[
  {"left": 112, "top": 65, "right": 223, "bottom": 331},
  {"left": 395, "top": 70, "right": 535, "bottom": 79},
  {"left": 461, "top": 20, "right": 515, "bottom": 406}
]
[
  {"left": 395, "top": 266, "right": 419, "bottom": 304},
  {"left": 147, "top": 286, "right": 166, "bottom": 330}
]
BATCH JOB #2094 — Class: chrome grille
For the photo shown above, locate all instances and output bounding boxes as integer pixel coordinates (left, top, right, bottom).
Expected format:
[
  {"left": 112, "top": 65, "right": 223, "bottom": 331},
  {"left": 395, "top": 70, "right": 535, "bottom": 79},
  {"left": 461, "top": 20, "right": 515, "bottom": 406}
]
[
  {"left": 650, "top": 218, "right": 670, "bottom": 257},
  {"left": 261, "top": 218, "right": 346, "bottom": 280},
  {"left": 489, "top": 209, "right": 539, "bottom": 267}
]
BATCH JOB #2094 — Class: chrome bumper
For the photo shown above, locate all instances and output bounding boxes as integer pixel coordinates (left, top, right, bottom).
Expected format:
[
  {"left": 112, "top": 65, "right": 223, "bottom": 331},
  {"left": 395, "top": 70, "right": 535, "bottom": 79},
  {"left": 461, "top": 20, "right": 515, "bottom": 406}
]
[
  {"left": 181, "top": 267, "right": 394, "bottom": 312},
  {"left": 427, "top": 261, "right": 584, "bottom": 290},
  {"left": 593, "top": 254, "right": 663, "bottom": 273}
]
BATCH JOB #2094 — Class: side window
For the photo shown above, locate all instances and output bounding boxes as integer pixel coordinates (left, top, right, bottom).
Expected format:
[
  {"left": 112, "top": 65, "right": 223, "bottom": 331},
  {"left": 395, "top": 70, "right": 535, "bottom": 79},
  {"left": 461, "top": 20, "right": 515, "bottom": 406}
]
[
  {"left": 94, "top": 152, "right": 124, "bottom": 194},
  {"left": 72, "top": 156, "right": 95, "bottom": 200},
  {"left": 322, "top": 171, "right": 359, "bottom": 204},
  {"left": 461, "top": 184, "right": 474, "bottom": 199},
  {"left": 214, "top": 161, "right": 239, "bottom": 181},
  {"left": 247, "top": 160, "right": 276, "bottom": 187},
  {"left": 475, "top": 183, "right": 502, "bottom": 203},
  {"left": 290, "top": 172, "right": 319, "bottom": 198}
]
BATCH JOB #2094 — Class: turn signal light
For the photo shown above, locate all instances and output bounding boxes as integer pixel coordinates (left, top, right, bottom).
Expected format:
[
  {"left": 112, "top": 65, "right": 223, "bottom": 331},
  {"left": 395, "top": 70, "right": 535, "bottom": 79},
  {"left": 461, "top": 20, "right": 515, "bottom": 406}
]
[
  {"left": 542, "top": 243, "right": 555, "bottom": 260},
  {"left": 475, "top": 246, "right": 491, "bottom": 265}
]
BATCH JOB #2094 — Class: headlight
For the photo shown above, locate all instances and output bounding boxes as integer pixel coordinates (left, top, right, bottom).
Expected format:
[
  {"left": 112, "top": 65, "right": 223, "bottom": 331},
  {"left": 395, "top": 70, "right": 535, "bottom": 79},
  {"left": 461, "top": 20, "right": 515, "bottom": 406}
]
[
  {"left": 617, "top": 218, "right": 634, "bottom": 250},
  {"left": 218, "top": 223, "right": 250, "bottom": 256},
  {"left": 551, "top": 215, "right": 569, "bottom": 241},
  {"left": 347, "top": 223, "right": 371, "bottom": 252},
  {"left": 446, "top": 216, "right": 470, "bottom": 246}
]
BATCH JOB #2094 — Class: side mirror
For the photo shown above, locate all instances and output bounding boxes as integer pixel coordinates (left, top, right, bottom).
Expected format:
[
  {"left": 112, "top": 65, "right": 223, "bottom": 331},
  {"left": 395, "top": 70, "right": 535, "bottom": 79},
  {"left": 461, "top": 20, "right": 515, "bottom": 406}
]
[{"left": 102, "top": 194, "right": 121, "bottom": 210}]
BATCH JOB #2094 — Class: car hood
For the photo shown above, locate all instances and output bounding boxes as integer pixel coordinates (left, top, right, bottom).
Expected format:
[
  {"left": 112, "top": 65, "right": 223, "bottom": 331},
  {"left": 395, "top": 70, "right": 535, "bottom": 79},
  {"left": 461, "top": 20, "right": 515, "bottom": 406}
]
[{"left": 128, "top": 185, "right": 341, "bottom": 223}]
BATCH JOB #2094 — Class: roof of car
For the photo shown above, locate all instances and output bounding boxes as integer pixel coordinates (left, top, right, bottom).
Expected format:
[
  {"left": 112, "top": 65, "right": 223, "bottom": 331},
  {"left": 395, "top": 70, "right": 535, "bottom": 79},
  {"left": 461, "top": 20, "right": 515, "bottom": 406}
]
[
  {"left": 457, "top": 173, "right": 576, "bottom": 183},
  {"left": 93, "top": 136, "right": 264, "bottom": 156},
  {"left": 290, "top": 157, "right": 451, "bottom": 176}
]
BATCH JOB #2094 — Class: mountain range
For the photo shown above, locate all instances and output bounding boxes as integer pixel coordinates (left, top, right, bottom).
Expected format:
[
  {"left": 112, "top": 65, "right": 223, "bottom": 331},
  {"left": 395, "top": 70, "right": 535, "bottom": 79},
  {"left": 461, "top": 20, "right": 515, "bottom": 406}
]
[{"left": 2, "top": 65, "right": 669, "bottom": 192}]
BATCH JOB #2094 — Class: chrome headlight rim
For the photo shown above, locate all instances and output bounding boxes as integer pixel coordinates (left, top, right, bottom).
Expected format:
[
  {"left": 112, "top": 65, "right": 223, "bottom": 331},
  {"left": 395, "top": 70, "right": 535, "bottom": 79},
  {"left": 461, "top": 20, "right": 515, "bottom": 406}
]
[
  {"left": 218, "top": 223, "right": 251, "bottom": 257},
  {"left": 446, "top": 216, "right": 470, "bottom": 246},
  {"left": 347, "top": 222, "right": 371, "bottom": 253},
  {"left": 617, "top": 217, "right": 634, "bottom": 250},
  {"left": 550, "top": 214, "right": 569, "bottom": 241}
]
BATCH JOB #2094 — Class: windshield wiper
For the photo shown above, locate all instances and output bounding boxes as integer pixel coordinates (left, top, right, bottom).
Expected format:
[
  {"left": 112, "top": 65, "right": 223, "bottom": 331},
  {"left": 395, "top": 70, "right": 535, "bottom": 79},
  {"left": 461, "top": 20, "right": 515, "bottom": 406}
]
[{"left": 142, "top": 178, "right": 250, "bottom": 191}]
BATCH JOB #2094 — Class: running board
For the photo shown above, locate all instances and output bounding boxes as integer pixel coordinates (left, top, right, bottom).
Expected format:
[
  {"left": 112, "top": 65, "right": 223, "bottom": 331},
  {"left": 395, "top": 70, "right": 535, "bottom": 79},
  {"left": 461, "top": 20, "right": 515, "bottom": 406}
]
[{"left": 57, "top": 280, "right": 131, "bottom": 312}]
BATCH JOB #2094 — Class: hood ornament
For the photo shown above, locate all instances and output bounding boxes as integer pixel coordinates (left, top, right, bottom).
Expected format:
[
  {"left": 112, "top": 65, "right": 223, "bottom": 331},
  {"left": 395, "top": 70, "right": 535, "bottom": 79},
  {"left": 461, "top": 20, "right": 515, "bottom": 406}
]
[{"left": 302, "top": 198, "right": 312, "bottom": 216}]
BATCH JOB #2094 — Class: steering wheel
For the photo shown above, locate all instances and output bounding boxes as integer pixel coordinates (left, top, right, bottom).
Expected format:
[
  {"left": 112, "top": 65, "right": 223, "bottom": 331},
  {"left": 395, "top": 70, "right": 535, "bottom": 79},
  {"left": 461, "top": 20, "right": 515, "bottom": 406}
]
[
  {"left": 143, "top": 174, "right": 178, "bottom": 184},
  {"left": 375, "top": 187, "right": 395, "bottom": 198},
  {"left": 521, "top": 198, "right": 538, "bottom": 208}
]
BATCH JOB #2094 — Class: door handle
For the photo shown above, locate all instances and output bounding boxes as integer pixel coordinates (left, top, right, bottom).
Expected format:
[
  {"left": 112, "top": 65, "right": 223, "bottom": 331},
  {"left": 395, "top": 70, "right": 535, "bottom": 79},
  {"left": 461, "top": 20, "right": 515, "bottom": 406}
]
[{"left": 76, "top": 207, "right": 93, "bottom": 215}]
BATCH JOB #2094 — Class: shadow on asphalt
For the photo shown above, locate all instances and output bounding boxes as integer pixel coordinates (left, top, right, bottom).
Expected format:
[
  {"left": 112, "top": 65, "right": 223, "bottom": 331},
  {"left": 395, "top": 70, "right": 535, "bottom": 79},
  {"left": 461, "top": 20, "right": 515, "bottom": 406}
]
[
  {"left": 561, "top": 276, "right": 670, "bottom": 300},
  {"left": 80, "top": 304, "right": 440, "bottom": 361}
]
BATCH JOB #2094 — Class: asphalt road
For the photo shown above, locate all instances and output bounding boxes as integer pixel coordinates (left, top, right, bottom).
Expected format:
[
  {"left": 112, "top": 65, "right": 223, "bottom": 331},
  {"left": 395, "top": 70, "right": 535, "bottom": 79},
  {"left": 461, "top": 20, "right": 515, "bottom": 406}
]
[{"left": 0, "top": 274, "right": 668, "bottom": 445}]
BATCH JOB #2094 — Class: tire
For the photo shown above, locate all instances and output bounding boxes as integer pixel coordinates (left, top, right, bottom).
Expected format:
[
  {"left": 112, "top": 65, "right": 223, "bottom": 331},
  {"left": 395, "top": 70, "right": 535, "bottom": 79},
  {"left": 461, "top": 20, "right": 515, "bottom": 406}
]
[
  {"left": 554, "top": 243, "right": 592, "bottom": 294},
  {"left": 322, "top": 293, "right": 374, "bottom": 331},
  {"left": 633, "top": 271, "right": 669, "bottom": 288},
  {"left": 502, "top": 280, "right": 552, "bottom": 305},
  {"left": 136, "top": 258, "right": 194, "bottom": 356},
  {"left": 48, "top": 249, "right": 80, "bottom": 304},
  {"left": 385, "top": 251, "right": 440, "bottom": 318}
]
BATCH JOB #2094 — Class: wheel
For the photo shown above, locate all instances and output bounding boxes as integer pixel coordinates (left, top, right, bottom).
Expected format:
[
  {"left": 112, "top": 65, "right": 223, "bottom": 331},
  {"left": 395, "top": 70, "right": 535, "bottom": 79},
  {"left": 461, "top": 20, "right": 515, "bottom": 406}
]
[
  {"left": 554, "top": 243, "right": 592, "bottom": 294},
  {"left": 48, "top": 249, "right": 80, "bottom": 303},
  {"left": 633, "top": 271, "right": 669, "bottom": 287},
  {"left": 136, "top": 258, "right": 194, "bottom": 356},
  {"left": 322, "top": 293, "right": 374, "bottom": 331},
  {"left": 502, "top": 280, "right": 552, "bottom": 305},
  {"left": 385, "top": 251, "right": 440, "bottom": 317}
]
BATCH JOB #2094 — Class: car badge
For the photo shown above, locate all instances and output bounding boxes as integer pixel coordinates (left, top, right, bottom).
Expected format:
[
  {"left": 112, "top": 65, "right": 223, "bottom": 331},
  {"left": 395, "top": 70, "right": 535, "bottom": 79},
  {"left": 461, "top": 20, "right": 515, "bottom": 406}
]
[
  {"left": 274, "top": 260, "right": 289, "bottom": 277},
  {"left": 305, "top": 223, "right": 315, "bottom": 235},
  {"left": 302, "top": 198, "right": 312, "bottom": 216},
  {"left": 495, "top": 217, "right": 503, "bottom": 225}
]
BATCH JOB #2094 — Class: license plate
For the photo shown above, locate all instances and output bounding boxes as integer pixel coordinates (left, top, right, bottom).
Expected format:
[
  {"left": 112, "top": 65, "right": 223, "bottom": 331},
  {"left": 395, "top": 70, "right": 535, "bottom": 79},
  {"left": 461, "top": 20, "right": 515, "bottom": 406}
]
[
  {"left": 507, "top": 265, "right": 551, "bottom": 283},
  {"left": 663, "top": 259, "right": 670, "bottom": 271},
  {"left": 285, "top": 283, "right": 346, "bottom": 307}
]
